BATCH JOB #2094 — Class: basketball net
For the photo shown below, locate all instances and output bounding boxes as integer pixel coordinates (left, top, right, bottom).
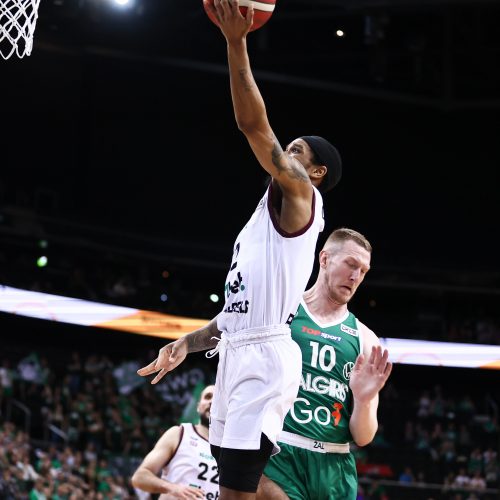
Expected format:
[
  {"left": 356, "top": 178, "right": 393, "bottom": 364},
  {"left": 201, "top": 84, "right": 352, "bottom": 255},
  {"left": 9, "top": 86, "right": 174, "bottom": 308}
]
[{"left": 0, "top": 0, "right": 41, "bottom": 59}]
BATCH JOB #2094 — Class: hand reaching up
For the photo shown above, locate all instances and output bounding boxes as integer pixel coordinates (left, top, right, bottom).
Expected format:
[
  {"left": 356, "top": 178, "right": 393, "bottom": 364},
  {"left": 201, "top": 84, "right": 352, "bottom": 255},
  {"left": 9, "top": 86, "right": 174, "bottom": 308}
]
[{"left": 349, "top": 345, "right": 392, "bottom": 404}]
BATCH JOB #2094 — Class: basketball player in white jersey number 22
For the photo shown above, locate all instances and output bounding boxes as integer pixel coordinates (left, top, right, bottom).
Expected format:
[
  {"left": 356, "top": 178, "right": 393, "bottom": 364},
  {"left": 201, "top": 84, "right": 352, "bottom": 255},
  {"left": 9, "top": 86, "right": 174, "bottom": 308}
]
[{"left": 132, "top": 385, "right": 218, "bottom": 499}]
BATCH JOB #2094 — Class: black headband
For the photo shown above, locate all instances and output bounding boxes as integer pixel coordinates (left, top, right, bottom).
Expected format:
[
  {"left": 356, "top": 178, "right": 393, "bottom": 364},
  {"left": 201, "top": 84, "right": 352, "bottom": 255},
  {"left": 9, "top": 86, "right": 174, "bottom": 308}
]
[{"left": 301, "top": 136, "right": 342, "bottom": 193}]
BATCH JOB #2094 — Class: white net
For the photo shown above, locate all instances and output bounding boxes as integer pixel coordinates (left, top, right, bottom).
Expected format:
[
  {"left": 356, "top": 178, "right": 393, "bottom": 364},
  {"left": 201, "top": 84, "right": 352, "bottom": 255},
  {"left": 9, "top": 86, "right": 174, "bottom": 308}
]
[{"left": 0, "top": 0, "right": 41, "bottom": 59}]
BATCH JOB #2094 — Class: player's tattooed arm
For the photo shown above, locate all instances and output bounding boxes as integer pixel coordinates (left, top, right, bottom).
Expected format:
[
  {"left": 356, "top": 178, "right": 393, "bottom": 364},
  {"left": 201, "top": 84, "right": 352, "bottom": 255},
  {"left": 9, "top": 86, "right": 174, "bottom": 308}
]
[
  {"left": 271, "top": 137, "right": 309, "bottom": 183},
  {"left": 186, "top": 317, "right": 221, "bottom": 352},
  {"left": 238, "top": 68, "right": 254, "bottom": 92}
]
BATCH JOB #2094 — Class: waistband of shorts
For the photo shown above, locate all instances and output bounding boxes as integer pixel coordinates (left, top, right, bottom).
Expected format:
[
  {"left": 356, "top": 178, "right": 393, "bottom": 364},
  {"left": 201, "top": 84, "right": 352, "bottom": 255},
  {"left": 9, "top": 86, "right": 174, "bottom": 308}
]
[
  {"left": 222, "top": 324, "right": 291, "bottom": 347},
  {"left": 278, "top": 431, "right": 350, "bottom": 454}
]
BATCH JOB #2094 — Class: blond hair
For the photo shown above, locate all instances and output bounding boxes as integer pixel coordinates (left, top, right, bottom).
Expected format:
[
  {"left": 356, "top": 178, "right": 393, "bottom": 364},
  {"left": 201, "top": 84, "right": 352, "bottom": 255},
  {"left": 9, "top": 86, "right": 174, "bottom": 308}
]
[{"left": 323, "top": 227, "right": 372, "bottom": 253}]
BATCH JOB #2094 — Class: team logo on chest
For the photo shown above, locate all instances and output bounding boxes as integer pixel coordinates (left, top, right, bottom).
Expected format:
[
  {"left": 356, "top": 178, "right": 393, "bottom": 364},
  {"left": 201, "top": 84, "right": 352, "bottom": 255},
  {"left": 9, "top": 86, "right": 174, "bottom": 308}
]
[{"left": 343, "top": 362, "right": 354, "bottom": 380}]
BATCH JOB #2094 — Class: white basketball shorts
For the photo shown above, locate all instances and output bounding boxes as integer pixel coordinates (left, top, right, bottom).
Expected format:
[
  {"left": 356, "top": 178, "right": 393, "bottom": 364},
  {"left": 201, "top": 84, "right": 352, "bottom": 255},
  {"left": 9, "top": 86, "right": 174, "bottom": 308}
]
[{"left": 208, "top": 324, "right": 302, "bottom": 456}]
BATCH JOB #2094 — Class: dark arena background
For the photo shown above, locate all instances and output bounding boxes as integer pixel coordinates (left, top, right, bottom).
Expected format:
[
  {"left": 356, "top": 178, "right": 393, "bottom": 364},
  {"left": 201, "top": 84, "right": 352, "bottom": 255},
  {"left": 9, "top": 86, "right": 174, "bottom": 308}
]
[{"left": 1, "top": 0, "right": 500, "bottom": 498}]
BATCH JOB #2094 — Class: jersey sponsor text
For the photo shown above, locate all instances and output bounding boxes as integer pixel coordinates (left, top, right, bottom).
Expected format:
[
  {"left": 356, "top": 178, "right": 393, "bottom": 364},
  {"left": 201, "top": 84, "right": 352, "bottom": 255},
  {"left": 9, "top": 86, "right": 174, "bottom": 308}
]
[
  {"left": 290, "top": 397, "right": 342, "bottom": 426},
  {"left": 300, "top": 372, "right": 348, "bottom": 401},
  {"left": 302, "top": 325, "right": 341, "bottom": 342},
  {"left": 223, "top": 300, "right": 249, "bottom": 314}
]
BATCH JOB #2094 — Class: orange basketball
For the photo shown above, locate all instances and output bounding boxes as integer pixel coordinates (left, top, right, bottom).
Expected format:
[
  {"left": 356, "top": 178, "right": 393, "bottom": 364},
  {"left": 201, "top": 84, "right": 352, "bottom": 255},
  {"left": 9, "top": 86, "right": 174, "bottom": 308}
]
[{"left": 203, "top": 0, "right": 276, "bottom": 32}]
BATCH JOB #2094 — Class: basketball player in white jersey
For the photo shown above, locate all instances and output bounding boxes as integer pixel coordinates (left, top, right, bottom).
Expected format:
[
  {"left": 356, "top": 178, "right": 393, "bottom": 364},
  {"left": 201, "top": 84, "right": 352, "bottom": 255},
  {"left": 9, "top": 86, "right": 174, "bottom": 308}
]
[
  {"left": 138, "top": 1, "right": 342, "bottom": 498},
  {"left": 131, "top": 385, "right": 218, "bottom": 499}
]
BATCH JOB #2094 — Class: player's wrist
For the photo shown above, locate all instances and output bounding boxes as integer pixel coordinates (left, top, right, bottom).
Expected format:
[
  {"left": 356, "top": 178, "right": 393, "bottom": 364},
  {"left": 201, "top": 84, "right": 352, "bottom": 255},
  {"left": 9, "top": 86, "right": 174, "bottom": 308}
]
[
  {"left": 352, "top": 395, "right": 373, "bottom": 407},
  {"left": 162, "top": 481, "right": 175, "bottom": 494},
  {"left": 227, "top": 38, "right": 247, "bottom": 51}
]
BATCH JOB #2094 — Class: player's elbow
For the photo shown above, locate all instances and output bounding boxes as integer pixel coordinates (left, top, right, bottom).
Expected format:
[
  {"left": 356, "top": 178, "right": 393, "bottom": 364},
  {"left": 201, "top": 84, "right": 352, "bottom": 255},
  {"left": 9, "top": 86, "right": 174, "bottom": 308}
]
[
  {"left": 353, "top": 435, "right": 375, "bottom": 448},
  {"left": 234, "top": 111, "right": 267, "bottom": 136},
  {"left": 130, "top": 469, "right": 143, "bottom": 489},
  {"left": 351, "top": 423, "right": 378, "bottom": 447}
]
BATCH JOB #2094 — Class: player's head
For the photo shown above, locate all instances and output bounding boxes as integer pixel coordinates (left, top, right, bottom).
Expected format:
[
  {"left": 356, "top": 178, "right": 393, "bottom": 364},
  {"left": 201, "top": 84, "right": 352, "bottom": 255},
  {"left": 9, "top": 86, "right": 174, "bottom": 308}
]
[
  {"left": 197, "top": 384, "right": 215, "bottom": 428},
  {"left": 292, "top": 136, "right": 342, "bottom": 193},
  {"left": 318, "top": 228, "right": 372, "bottom": 305}
]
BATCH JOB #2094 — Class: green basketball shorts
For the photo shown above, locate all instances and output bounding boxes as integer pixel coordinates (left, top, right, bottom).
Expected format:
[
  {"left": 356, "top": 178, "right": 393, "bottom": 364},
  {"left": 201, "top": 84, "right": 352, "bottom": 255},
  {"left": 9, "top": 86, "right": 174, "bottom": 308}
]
[{"left": 263, "top": 441, "right": 358, "bottom": 500}]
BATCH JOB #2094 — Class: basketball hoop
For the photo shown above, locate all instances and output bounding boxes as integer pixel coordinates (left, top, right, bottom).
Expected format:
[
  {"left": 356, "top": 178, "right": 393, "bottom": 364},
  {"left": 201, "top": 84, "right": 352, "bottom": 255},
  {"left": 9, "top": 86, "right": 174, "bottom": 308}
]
[{"left": 0, "top": 0, "right": 41, "bottom": 59}]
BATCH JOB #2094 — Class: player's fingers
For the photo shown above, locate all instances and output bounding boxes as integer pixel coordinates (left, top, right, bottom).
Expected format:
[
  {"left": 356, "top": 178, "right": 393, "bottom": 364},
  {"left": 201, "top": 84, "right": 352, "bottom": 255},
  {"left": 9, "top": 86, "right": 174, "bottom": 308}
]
[
  {"left": 213, "top": 0, "right": 225, "bottom": 21},
  {"left": 151, "top": 368, "right": 167, "bottom": 385},
  {"left": 368, "top": 345, "right": 377, "bottom": 365},
  {"left": 137, "top": 359, "right": 158, "bottom": 376},
  {"left": 230, "top": 0, "right": 239, "bottom": 14},
  {"left": 169, "top": 343, "right": 180, "bottom": 362},
  {"left": 204, "top": 0, "right": 220, "bottom": 21},
  {"left": 376, "top": 348, "right": 389, "bottom": 372},
  {"left": 383, "top": 361, "right": 393, "bottom": 379},
  {"left": 219, "top": 0, "right": 232, "bottom": 17},
  {"left": 184, "top": 487, "right": 205, "bottom": 499},
  {"left": 245, "top": 1, "right": 254, "bottom": 25},
  {"left": 155, "top": 345, "right": 172, "bottom": 369},
  {"left": 354, "top": 353, "right": 365, "bottom": 370}
]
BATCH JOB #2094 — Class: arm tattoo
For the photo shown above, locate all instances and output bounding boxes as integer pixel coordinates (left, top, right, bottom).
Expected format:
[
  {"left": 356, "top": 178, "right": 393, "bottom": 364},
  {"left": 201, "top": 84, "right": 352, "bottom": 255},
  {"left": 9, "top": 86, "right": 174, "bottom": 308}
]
[
  {"left": 271, "top": 141, "right": 287, "bottom": 173},
  {"left": 186, "top": 321, "right": 220, "bottom": 353},
  {"left": 238, "top": 69, "right": 253, "bottom": 92},
  {"left": 271, "top": 140, "right": 309, "bottom": 182}
]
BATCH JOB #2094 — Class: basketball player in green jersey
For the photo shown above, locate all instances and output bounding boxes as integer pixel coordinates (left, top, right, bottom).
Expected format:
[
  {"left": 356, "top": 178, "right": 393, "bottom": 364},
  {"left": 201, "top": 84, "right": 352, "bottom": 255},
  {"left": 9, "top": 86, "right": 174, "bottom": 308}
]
[{"left": 257, "top": 228, "right": 393, "bottom": 500}]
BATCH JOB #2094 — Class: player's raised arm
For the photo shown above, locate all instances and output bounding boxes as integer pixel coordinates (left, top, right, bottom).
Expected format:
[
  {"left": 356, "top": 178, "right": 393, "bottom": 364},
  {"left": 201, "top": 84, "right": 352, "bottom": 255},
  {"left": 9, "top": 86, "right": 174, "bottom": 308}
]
[{"left": 206, "top": 0, "right": 312, "bottom": 200}]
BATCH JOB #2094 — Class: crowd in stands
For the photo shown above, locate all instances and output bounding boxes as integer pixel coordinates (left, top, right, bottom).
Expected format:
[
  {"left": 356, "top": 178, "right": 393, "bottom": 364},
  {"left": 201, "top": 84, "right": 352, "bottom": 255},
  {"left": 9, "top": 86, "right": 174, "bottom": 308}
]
[
  {"left": 0, "top": 345, "right": 216, "bottom": 499},
  {"left": 354, "top": 378, "right": 500, "bottom": 499},
  {"left": 1, "top": 340, "right": 499, "bottom": 499}
]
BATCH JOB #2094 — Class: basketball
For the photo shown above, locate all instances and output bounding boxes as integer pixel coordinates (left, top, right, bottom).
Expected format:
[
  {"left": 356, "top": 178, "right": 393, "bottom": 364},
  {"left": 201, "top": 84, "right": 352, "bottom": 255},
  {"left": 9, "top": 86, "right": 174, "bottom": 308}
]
[{"left": 203, "top": 0, "right": 276, "bottom": 32}]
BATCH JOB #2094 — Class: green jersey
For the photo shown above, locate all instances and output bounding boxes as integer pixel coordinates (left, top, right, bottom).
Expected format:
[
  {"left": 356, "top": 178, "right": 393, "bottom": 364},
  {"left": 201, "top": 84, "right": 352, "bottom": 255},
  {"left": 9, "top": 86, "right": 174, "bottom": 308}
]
[{"left": 283, "top": 302, "right": 362, "bottom": 444}]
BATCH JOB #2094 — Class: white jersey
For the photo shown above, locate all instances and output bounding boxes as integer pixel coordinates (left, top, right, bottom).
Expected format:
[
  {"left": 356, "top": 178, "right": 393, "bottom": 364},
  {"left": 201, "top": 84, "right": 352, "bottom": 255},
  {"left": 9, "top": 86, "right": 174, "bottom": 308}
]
[
  {"left": 160, "top": 424, "right": 219, "bottom": 500},
  {"left": 217, "top": 183, "right": 324, "bottom": 336}
]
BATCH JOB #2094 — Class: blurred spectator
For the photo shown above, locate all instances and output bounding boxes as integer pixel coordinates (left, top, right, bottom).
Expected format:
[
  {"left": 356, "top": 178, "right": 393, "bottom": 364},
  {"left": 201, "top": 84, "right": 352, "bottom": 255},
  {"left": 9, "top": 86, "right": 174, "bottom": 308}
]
[
  {"left": 0, "top": 358, "right": 14, "bottom": 403},
  {"left": 368, "top": 479, "right": 390, "bottom": 500},
  {"left": 16, "top": 453, "right": 39, "bottom": 481},
  {"left": 468, "top": 471, "right": 487, "bottom": 491},
  {"left": 418, "top": 390, "right": 432, "bottom": 419},
  {"left": 453, "top": 467, "right": 471, "bottom": 489},
  {"left": 457, "top": 395, "right": 476, "bottom": 421},
  {"left": 403, "top": 420, "right": 415, "bottom": 445},
  {"left": 398, "top": 466, "right": 415, "bottom": 484},
  {"left": 0, "top": 468, "right": 20, "bottom": 499},
  {"left": 467, "top": 448, "right": 483, "bottom": 475},
  {"left": 457, "top": 423, "right": 472, "bottom": 452}
]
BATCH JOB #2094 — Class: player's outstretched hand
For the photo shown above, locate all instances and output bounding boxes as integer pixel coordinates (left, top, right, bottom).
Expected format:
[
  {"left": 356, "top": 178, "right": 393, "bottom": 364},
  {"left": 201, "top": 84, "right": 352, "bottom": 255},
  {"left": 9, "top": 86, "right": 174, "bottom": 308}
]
[
  {"left": 349, "top": 345, "right": 392, "bottom": 404},
  {"left": 205, "top": 0, "right": 254, "bottom": 42},
  {"left": 137, "top": 337, "right": 188, "bottom": 384}
]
